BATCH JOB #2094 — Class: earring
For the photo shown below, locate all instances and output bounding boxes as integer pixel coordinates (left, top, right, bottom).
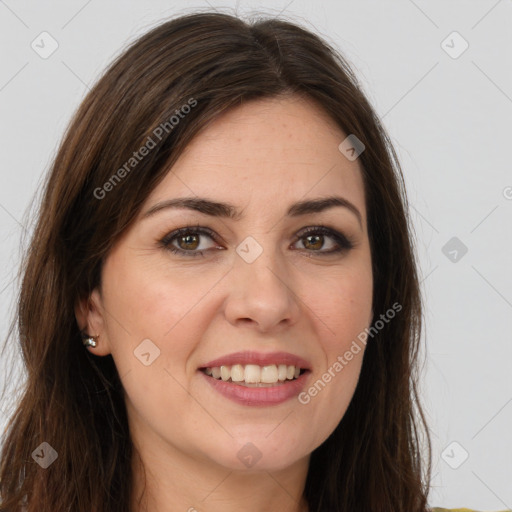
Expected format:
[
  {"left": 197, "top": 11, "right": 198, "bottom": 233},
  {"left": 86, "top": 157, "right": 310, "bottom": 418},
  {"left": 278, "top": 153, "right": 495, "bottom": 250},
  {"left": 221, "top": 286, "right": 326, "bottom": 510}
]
[{"left": 81, "top": 331, "right": 99, "bottom": 348}]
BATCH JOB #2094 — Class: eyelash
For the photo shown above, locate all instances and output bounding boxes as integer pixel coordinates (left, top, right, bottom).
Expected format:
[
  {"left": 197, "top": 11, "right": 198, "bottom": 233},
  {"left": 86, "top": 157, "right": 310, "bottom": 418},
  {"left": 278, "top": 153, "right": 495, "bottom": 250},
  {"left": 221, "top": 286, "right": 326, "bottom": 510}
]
[{"left": 158, "top": 224, "right": 355, "bottom": 258}]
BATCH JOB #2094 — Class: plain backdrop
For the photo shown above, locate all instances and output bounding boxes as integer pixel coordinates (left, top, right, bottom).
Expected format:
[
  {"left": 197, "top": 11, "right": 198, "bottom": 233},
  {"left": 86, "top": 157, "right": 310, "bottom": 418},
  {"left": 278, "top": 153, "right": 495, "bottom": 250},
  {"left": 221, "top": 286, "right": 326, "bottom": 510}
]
[{"left": 0, "top": 1, "right": 511, "bottom": 509}]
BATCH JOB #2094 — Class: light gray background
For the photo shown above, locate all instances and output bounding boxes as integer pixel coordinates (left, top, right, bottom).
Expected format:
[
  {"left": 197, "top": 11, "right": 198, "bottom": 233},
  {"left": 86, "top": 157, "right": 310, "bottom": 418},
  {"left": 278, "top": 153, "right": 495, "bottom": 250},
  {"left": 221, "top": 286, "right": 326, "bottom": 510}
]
[{"left": 1, "top": 0, "right": 511, "bottom": 509}]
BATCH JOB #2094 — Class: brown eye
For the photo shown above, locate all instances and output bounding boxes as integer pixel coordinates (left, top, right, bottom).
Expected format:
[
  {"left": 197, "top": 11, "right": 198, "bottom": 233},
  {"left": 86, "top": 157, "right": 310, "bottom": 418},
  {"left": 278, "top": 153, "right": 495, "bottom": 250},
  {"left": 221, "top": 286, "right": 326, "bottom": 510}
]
[
  {"left": 177, "top": 233, "right": 200, "bottom": 250},
  {"left": 160, "top": 226, "right": 220, "bottom": 257},
  {"left": 302, "top": 234, "right": 324, "bottom": 251},
  {"left": 293, "top": 226, "right": 354, "bottom": 255}
]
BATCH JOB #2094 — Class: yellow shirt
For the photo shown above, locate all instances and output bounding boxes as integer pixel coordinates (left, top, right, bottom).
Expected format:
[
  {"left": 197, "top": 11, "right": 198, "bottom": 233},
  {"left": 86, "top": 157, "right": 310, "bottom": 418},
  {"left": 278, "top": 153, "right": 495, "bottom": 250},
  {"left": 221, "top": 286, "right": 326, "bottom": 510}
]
[{"left": 432, "top": 509, "right": 512, "bottom": 512}]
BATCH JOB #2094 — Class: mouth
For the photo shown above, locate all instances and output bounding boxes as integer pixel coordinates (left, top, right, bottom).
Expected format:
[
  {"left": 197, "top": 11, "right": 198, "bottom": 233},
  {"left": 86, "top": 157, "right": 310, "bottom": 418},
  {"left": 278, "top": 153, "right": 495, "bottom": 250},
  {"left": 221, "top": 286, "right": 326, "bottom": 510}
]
[
  {"left": 200, "top": 364, "right": 308, "bottom": 387},
  {"left": 197, "top": 351, "right": 311, "bottom": 406}
]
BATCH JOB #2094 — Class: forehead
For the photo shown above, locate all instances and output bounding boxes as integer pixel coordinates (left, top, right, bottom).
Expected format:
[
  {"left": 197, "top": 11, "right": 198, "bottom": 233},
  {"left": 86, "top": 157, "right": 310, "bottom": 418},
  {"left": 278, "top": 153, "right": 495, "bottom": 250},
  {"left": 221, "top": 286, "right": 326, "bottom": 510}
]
[{"left": 145, "top": 95, "right": 367, "bottom": 223}]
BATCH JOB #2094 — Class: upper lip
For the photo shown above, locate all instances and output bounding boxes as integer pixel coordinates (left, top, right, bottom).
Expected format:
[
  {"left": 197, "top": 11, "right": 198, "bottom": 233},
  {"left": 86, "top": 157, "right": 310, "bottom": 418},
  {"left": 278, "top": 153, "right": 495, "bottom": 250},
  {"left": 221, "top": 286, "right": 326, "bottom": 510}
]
[{"left": 199, "top": 351, "right": 312, "bottom": 370}]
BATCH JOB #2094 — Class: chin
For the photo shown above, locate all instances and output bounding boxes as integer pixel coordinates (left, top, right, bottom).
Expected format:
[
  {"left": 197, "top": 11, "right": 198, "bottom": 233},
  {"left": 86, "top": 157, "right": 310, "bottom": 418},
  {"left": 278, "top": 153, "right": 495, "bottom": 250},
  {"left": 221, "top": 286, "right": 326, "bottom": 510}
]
[{"left": 201, "top": 434, "right": 312, "bottom": 473}]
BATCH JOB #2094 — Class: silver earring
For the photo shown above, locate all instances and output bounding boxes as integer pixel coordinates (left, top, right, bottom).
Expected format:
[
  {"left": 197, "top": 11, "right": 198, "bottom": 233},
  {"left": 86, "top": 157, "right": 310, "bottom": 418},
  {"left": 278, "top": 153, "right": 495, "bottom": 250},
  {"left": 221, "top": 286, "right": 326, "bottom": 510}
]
[{"left": 81, "top": 332, "right": 98, "bottom": 348}]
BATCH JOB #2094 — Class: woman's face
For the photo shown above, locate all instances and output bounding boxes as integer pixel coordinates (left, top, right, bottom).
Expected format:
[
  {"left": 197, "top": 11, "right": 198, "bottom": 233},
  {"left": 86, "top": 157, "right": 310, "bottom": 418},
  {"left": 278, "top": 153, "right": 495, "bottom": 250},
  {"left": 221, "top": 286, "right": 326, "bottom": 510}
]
[{"left": 79, "top": 94, "right": 373, "bottom": 473}]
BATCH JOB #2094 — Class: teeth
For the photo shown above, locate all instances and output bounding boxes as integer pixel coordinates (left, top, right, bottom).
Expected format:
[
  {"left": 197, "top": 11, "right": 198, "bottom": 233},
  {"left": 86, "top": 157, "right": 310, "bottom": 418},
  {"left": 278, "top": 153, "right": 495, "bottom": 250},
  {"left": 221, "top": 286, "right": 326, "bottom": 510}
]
[
  {"left": 261, "top": 365, "right": 278, "bottom": 383},
  {"left": 244, "top": 364, "right": 260, "bottom": 383},
  {"left": 203, "top": 364, "right": 303, "bottom": 384},
  {"left": 231, "top": 364, "right": 244, "bottom": 382},
  {"left": 220, "top": 366, "right": 230, "bottom": 381}
]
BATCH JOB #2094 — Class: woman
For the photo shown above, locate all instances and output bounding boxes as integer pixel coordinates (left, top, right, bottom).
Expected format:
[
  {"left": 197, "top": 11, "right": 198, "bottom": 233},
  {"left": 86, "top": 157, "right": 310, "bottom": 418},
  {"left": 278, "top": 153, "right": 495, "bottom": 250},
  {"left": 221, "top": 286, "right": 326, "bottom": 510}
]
[{"left": 0, "top": 11, "right": 494, "bottom": 512}]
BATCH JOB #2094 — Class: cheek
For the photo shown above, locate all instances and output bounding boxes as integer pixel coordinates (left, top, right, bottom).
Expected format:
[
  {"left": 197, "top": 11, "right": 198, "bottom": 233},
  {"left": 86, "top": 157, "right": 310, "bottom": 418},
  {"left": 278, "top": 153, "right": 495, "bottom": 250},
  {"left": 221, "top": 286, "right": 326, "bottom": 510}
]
[
  {"left": 311, "top": 263, "right": 373, "bottom": 350},
  {"left": 294, "top": 267, "right": 371, "bottom": 449},
  {"left": 100, "top": 262, "right": 211, "bottom": 423},
  {"left": 102, "top": 254, "right": 224, "bottom": 340}
]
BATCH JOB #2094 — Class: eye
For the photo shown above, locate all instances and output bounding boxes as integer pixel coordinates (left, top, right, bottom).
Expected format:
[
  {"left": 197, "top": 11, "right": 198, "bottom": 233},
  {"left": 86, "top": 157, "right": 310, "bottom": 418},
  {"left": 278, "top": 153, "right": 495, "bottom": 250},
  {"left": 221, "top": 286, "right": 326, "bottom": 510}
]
[
  {"left": 159, "top": 225, "right": 355, "bottom": 258},
  {"left": 159, "top": 225, "right": 221, "bottom": 258},
  {"left": 292, "top": 226, "right": 354, "bottom": 255}
]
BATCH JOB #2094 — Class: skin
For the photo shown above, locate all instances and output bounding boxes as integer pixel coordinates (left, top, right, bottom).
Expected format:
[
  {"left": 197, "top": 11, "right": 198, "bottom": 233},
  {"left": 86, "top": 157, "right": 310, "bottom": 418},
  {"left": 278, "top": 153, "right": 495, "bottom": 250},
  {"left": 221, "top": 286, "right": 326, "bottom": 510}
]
[{"left": 76, "top": 94, "right": 373, "bottom": 512}]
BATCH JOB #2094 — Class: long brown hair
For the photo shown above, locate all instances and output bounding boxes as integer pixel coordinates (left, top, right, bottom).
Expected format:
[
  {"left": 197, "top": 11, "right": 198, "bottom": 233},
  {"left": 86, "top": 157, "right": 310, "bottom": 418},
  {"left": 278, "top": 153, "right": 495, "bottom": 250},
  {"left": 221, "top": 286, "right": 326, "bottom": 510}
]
[{"left": 0, "top": 11, "right": 431, "bottom": 511}]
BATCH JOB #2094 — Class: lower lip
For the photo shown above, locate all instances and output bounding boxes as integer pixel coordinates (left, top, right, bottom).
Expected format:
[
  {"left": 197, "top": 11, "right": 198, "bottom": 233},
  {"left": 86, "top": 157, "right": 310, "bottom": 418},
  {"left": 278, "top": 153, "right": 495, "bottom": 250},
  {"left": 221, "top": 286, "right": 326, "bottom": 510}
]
[{"left": 199, "top": 371, "right": 310, "bottom": 406}]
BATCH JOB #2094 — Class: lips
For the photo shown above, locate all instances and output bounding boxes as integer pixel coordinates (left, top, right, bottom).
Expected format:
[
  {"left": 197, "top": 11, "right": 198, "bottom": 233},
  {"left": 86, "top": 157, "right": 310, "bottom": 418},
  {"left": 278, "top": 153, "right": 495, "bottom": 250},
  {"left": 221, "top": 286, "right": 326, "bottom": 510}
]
[
  {"left": 199, "top": 351, "right": 312, "bottom": 370},
  {"left": 198, "top": 351, "right": 311, "bottom": 406}
]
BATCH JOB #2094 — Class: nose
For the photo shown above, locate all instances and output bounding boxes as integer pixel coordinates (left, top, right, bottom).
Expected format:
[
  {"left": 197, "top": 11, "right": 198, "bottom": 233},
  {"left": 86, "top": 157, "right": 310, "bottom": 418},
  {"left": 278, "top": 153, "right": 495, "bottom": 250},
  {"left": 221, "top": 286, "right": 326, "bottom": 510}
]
[{"left": 223, "top": 242, "right": 301, "bottom": 333}]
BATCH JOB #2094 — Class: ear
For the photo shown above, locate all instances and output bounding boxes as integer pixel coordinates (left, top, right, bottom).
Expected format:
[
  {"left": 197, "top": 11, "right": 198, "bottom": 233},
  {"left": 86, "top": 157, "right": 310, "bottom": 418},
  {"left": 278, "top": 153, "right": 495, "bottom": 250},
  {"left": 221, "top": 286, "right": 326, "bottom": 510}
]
[{"left": 75, "top": 288, "right": 112, "bottom": 356}]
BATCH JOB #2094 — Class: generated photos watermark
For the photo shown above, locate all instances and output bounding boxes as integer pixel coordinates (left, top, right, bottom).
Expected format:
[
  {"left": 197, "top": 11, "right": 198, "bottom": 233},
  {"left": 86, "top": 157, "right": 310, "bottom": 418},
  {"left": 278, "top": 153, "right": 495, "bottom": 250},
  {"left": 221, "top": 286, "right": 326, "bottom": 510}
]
[
  {"left": 298, "top": 301, "right": 402, "bottom": 405},
  {"left": 93, "top": 97, "right": 198, "bottom": 200}
]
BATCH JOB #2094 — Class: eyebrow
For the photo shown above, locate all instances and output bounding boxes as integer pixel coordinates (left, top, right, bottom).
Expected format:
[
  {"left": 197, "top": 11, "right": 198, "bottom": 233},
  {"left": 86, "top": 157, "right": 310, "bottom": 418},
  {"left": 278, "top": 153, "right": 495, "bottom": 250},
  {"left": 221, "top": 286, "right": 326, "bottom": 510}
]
[{"left": 142, "top": 195, "right": 363, "bottom": 228}]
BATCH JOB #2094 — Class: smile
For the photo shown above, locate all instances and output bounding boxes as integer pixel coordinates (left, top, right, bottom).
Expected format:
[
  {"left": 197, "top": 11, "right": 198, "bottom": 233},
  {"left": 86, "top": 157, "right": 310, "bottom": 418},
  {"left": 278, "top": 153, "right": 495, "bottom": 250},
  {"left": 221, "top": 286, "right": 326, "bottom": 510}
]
[
  {"left": 201, "top": 364, "right": 305, "bottom": 386},
  {"left": 198, "top": 351, "right": 311, "bottom": 406}
]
